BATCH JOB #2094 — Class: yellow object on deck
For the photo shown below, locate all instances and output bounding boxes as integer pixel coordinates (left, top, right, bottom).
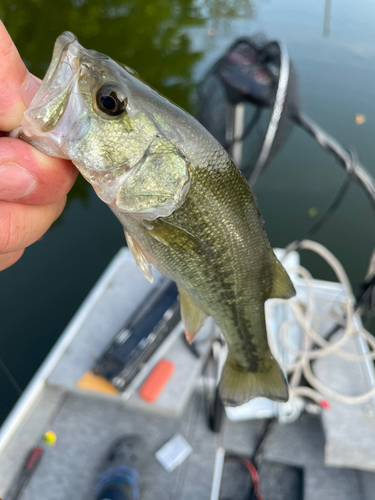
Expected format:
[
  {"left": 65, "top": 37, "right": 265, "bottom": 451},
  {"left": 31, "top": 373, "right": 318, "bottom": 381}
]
[
  {"left": 76, "top": 372, "right": 119, "bottom": 395},
  {"left": 44, "top": 431, "right": 57, "bottom": 446}
]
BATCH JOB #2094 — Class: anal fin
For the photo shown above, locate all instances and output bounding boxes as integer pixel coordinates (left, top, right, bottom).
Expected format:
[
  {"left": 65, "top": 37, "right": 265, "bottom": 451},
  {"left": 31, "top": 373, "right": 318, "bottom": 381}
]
[
  {"left": 124, "top": 229, "right": 153, "bottom": 283},
  {"left": 177, "top": 286, "right": 207, "bottom": 344},
  {"left": 219, "top": 353, "right": 288, "bottom": 407}
]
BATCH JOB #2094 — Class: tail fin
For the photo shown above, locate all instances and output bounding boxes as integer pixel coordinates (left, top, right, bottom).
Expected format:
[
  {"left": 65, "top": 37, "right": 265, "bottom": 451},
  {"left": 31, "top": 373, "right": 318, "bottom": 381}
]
[{"left": 219, "top": 354, "right": 288, "bottom": 407}]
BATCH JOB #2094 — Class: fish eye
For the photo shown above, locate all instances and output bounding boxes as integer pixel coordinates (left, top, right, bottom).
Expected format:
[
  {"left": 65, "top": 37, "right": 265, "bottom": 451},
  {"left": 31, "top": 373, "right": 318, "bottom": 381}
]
[{"left": 96, "top": 84, "right": 127, "bottom": 116}]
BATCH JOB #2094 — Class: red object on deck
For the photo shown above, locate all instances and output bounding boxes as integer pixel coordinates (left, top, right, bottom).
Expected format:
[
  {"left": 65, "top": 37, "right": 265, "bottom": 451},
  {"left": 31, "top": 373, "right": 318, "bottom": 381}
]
[
  {"left": 25, "top": 447, "right": 43, "bottom": 470},
  {"left": 139, "top": 359, "right": 175, "bottom": 402},
  {"left": 8, "top": 446, "right": 44, "bottom": 500},
  {"left": 319, "top": 399, "right": 331, "bottom": 410}
]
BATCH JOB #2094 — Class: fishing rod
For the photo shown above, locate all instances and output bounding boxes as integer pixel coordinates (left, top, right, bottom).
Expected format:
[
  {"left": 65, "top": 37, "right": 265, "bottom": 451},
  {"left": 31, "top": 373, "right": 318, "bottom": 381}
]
[{"left": 0, "top": 355, "right": 22, "bottom": 396}]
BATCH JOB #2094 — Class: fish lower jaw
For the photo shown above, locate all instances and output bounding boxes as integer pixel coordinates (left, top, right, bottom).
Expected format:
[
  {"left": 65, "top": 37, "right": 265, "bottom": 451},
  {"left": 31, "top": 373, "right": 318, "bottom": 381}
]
[
  {"left": 72, "top": 161, "right": 121, "bottom": 205},
  {"left": 12, "top": 117, "right": 69, "bottom": 159}
]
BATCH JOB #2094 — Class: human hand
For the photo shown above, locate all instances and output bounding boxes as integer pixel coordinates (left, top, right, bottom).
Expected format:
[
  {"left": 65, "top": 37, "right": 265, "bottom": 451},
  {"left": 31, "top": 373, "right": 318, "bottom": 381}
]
[{"left": 0, "top": 22, "right": 78, "bottom": 271}]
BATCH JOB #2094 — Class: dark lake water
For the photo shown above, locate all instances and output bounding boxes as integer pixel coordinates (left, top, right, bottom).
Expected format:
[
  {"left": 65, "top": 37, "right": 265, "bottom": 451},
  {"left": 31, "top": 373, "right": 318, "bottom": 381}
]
[{"left": 1, "top": 0, "right": 375, "bottom": 424}]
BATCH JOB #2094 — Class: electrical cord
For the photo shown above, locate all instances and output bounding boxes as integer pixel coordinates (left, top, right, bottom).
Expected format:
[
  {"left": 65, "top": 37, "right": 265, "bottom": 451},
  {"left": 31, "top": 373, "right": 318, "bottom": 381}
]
[
  {"left": 285, "top": 149, "right": 355, "bottom": 255},
  {"left": 251, "top": 418, "right": 275, "bottom": 464},
  {"left": 224, "top": 455, "right": 266, "bottom": 500},
  {"left": 303, "top": 169, "right": 353, "bottom": 240},
  {"left": 294, "top": 112, "right": 375, "bottom": 210}
]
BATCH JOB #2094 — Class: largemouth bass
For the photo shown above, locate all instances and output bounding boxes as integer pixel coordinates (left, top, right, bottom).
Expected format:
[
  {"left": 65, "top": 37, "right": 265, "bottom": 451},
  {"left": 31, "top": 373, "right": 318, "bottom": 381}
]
[{"left": 14, "top": 32, "right": 295, "bottom": 406}]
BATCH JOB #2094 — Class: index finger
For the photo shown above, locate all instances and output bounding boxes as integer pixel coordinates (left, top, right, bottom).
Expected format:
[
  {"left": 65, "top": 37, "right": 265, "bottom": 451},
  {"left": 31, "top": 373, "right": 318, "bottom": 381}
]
[{"left": 0, "top": 21, "right": 40, "bottom": 131}]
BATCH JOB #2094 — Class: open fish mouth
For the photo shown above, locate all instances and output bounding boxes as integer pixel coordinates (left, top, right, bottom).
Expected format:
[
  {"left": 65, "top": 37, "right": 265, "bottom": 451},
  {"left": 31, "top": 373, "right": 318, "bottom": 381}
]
[
  {"left": 24, "top": 33, "right": 79, "bottom": 132},
  {"left": 35, "top": 31, "right": 109, "bottom": 105},
  {"left": 39, "top": 32, "right": 79, "bottom": 94},
  {"left": 13, "top": 32, "right": 108, "bottom": 158},
  {"left": 38, "top": 31, "right": 109, "bottom": 95}
]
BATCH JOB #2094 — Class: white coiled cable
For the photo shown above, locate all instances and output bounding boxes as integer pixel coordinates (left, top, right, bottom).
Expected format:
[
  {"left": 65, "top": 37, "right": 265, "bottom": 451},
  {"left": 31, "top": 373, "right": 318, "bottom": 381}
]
[{"left": 270, "top": 240, "right": 375, "bottom": 406}]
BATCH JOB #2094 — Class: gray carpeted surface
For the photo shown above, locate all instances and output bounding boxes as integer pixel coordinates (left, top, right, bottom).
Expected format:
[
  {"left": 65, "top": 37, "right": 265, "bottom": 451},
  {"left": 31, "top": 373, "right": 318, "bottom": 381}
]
[
  {"left": 261, "top": 415, "right": 362, "bottom": 500},
  {"left": 9, "top": 389, "right": 369, "bottom": 500},
  {"left": 20, "top": 389, "right": 263, "bottom": 500}
]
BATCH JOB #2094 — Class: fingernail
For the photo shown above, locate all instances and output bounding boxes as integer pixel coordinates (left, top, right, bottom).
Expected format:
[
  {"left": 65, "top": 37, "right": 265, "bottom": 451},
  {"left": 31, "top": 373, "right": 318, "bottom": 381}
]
[
  {"left": 0, "top": 163, "right": 36, "bottom": 200},
  {"left": 21, "top": 71, "right": 41, "bottom": 107}
]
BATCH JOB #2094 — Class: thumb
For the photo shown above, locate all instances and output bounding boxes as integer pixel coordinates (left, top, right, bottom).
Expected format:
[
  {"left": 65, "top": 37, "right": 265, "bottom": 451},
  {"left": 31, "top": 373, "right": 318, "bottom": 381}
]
[{"left": 0, "top": 21, "right": 40, "bottom": 131}]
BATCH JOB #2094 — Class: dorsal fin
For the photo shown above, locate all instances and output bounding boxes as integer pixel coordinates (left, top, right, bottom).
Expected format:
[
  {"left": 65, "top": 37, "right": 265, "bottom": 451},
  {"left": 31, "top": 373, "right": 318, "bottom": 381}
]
[
  {"left": 177, "top": 285, "right": 207, "bottom": 344},
  {"left": 270, "top": 258, "right": 295, "bottom": 299}
]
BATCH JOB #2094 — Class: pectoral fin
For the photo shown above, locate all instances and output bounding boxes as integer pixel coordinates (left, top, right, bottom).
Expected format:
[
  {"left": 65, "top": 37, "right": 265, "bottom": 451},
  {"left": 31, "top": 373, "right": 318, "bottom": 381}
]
[
  {"left": 124, "top": 229, "right": 153, "bottom": 283},
  {"left": 178, "top": 286, "right": 207, "bottom": 344},
  {"left": 143, "top": 219, "right": 201, "bottom": 255},
  {"left": 270, "top": 258, "right": 296, "bottom": 299}
]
